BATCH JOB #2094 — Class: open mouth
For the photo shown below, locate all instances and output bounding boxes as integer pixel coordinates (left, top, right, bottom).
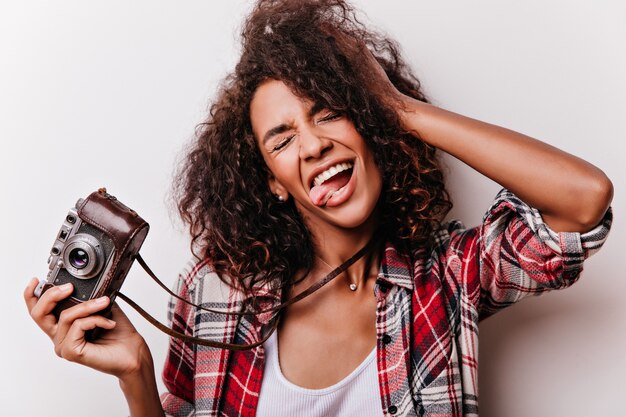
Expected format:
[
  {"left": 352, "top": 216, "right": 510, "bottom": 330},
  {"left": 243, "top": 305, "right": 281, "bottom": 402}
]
[{"left": 308, "top": 161, "right": 354, "bottom": 206}]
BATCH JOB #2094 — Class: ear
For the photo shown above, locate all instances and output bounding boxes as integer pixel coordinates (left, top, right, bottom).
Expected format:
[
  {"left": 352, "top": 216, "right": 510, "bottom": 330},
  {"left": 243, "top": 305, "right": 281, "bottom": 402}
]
[{"left": 268, "top": 175, "right": 289, "bottom": 201}]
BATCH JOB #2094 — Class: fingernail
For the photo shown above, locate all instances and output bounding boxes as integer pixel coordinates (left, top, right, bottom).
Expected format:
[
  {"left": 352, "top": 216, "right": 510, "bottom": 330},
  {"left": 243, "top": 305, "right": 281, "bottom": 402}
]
[
  {"left": 60, "top": 283, "right": 72, "bottom": 291},
  {"left": 94, "top": 296, "right": 108, "bottom": 304}
]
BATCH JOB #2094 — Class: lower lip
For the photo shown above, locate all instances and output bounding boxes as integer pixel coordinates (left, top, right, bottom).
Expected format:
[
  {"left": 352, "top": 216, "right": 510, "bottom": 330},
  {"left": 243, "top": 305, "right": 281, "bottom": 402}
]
[{"left": 324, "top": 166, "right": 357, "bottom": 208}]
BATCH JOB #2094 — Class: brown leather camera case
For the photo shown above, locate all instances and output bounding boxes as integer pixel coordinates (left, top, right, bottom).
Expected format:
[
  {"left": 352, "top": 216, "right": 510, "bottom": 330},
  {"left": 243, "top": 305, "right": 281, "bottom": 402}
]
[{"left": 42, "top": 188, "right": 149, "bottom": 318}]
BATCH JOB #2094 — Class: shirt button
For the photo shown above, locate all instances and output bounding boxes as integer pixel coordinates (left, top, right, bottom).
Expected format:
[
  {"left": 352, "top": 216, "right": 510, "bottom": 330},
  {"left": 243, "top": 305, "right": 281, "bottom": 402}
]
[
  {"left": 376, "top": 279, "right": 390, "bottom": 292},
  {"left": 565, "top": 270, "right": 578, "bottom": 278},
  {"left": 388, "top": 405, "right": 398, "bottom": 414},
  {"left": 382, "top": 334, "right": 392, "bottom": 344}
]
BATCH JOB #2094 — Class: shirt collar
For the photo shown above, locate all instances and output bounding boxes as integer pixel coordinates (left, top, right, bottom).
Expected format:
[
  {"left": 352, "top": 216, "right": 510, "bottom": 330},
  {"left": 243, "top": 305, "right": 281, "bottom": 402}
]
[{"left": 376, "top": 241, "right": 415, "bottom": 291}]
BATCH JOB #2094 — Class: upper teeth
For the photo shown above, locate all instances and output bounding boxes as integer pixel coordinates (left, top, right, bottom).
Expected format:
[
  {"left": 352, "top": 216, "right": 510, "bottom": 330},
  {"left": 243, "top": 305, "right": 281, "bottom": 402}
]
[{"left": 313, "top": 162, "right": 353, "bottom": 187}]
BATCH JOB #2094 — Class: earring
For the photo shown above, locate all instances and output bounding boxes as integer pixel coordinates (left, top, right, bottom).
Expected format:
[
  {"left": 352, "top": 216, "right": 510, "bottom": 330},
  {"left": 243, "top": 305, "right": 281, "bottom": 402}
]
[{"left": 277, "top": 195, "right": 285, "bottom": 202}]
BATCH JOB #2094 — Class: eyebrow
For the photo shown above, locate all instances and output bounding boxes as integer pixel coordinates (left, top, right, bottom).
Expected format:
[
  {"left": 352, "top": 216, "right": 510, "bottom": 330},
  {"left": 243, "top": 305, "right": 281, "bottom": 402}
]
[
  {"left": 308, "top": 102, "right": 325, "bottom": 119},
  {"left": 262, "top": 123, "right": 291, "bottom": 145},
  {"left": 261, "top": 102, "right": 327, "bottom": 145}
]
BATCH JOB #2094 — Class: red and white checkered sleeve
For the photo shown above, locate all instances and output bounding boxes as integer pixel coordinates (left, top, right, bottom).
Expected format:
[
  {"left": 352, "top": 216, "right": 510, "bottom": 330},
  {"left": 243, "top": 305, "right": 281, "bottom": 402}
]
[
  {"left": 160, "top": 260, "right": 200, "bottom": 417},
  {"left": 472, "top": 189, "right": 612, "bottom": 321}
]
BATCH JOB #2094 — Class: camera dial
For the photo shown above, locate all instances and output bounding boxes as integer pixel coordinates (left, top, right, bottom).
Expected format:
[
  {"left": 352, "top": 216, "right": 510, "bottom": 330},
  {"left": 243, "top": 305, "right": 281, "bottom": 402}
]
[{"left": 62, "top": 233, "right": 105, "bottom": 279}]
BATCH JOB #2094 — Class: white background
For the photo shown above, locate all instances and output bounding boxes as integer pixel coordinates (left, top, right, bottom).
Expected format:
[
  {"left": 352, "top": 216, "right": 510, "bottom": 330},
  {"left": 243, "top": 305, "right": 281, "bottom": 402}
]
[{"left": 1, "top": 1, "right": 623, "bottom": 416}]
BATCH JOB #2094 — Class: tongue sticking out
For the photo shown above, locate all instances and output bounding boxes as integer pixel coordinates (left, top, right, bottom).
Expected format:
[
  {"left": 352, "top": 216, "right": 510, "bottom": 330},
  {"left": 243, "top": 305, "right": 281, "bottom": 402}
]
[{"left": 309, "top": 169, "right": 352, "bottom": 206}]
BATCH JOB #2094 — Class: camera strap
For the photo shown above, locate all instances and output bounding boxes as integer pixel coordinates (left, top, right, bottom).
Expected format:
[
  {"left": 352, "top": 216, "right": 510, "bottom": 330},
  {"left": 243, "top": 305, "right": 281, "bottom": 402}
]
[{"left": 115, "top": 234, "right": 378, "bottom": 350}]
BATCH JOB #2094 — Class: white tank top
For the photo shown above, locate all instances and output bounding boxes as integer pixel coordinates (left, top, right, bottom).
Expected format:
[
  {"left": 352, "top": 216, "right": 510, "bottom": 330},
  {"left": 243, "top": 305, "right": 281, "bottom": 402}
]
[{"left": 256, "top": 331, "right": 384, "bottom": 417}]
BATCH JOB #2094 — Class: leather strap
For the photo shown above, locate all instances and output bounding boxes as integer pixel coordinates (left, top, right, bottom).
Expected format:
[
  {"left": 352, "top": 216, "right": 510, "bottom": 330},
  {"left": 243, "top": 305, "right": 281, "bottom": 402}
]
[
  {"left": 116, "top": 291, "right": 279, "bottom": 350},
  {"left": 116, "top": 233, "right": 379, "bottom": 350}
]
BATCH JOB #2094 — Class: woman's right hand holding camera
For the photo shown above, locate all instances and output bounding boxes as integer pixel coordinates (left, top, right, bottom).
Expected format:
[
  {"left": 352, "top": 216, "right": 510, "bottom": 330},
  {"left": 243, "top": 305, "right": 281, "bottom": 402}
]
[
  {"left": 24, "top": 278, "right": 165, "bottom": 416},
  {"left": 24, "top": 277, "right": 144, "bottom": 377}
]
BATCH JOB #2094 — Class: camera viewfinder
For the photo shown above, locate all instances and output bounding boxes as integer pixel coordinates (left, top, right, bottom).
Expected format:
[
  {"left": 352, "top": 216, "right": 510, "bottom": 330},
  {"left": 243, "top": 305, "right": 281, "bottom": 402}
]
[{"left": 58, "top": 228, "right": 69, "bottom": 241}]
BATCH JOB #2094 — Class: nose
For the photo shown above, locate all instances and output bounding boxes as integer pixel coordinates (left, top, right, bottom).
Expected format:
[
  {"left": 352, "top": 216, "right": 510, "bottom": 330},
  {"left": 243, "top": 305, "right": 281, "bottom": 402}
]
[{"left": 298, "top": 127, "right": 332, "bottom": 160}]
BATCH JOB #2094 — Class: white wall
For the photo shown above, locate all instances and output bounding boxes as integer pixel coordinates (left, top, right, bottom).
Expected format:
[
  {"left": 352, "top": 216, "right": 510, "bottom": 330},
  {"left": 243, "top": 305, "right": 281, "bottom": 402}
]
[{"left": 1, "top": 1, "right": 623, "bottom": 416}]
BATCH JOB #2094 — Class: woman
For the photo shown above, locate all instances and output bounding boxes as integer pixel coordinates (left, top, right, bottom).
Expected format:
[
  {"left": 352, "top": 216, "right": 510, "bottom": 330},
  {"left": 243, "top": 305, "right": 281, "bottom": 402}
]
[{"left": 24, "top": 0, "right": 613, "bottom": 416}]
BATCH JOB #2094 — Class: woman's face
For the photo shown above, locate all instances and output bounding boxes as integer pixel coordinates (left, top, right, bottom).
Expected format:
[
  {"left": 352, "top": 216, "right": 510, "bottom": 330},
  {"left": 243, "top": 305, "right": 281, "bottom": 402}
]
[{"left": 250, "top": 79, "right": 382, "bottom": 232}]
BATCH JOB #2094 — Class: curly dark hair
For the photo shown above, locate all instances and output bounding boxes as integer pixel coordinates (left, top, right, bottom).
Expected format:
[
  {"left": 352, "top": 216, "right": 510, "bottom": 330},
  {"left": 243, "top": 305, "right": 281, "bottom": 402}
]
[{"left": 173, "top": 0, "right": 452, "bottom": 296}]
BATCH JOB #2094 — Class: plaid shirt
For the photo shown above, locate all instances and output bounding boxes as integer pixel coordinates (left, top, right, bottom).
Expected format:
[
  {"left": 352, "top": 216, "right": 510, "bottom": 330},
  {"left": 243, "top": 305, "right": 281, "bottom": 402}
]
[{"left": 160, "top": 190, "right": 612, "bottom": 417}]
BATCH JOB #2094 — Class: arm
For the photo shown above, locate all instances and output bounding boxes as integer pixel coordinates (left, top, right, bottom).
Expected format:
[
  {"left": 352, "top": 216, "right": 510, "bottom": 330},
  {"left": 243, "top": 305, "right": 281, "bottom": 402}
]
[
  {"left": 357, "top": 40, "right": 613, "bottom": 232},
  {"left": 396, "top": 97, "right": 613, "bottom": 232},
  {"left": 119, "top": 351, "right": 165, "bottom": 417},
  {"left": 360, "top": 52, "right": 613, "bottom": 318}
]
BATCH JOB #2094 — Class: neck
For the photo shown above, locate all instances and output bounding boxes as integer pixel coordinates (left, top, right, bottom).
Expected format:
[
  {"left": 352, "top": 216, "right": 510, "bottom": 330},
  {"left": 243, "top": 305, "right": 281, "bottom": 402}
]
[{"left": 306, "top": 221, "right": 381, "bottom": 292}]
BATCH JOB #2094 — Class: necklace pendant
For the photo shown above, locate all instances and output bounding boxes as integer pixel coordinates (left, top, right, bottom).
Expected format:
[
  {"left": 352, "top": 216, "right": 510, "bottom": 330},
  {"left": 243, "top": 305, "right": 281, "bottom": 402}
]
[{"left": 349, "top": 283, "right": 358, "bottom": 291}]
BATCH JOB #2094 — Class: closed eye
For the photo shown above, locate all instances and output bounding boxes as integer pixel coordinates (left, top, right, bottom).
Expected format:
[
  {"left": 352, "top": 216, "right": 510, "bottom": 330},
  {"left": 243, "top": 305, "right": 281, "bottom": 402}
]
[
  {"left": 316, "top": 112, "right": 342, "bottom": 124},
  {"left": 271, "top": 134, "right": 295, "bottom": 153}
]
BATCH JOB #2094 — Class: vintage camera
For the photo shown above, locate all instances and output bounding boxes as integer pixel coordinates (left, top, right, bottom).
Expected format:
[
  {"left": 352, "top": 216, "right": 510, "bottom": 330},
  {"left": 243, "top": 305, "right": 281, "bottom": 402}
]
[{"left": 36, "top": 188, "right": 149, "bottom": 319}]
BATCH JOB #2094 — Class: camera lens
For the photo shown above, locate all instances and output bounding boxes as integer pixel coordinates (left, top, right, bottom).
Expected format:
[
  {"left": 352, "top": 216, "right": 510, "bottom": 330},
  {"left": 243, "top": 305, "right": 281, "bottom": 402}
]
[
  {"left": 62, "top": 234, "right": 104, "bottom": 279},
  {"left": 68, "top": 248, "right": 89, "bottom": 269}
]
